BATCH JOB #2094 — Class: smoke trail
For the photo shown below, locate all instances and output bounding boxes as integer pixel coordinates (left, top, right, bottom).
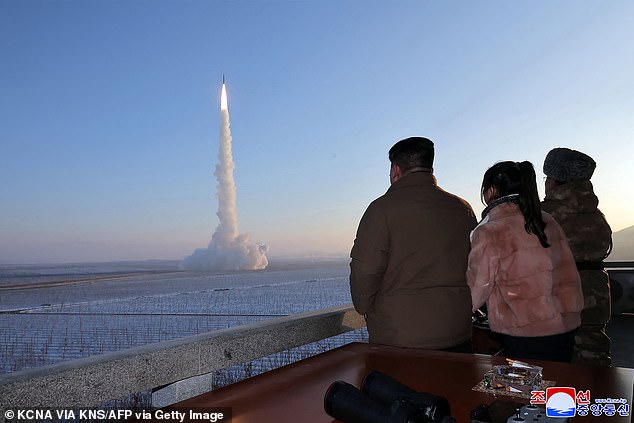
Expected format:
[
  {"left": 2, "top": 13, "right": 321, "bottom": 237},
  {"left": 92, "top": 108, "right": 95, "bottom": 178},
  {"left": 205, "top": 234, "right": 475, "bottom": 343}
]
[{"left": 180, "top": 81, "right": 268, "bottom": 271}]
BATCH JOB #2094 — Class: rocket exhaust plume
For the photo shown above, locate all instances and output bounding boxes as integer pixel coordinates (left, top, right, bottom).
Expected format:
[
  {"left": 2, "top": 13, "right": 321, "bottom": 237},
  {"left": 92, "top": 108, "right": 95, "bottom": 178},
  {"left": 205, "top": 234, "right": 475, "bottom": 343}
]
[{"left": 180, "top": 77, "right": 268, "bottom": 271}]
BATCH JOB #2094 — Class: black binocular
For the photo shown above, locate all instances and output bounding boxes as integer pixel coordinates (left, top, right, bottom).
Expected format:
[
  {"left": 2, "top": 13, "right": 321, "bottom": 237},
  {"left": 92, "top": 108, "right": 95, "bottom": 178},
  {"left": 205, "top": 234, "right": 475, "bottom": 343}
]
[{"left": 324, "top": 370, "right": 455, "bottom": 423}]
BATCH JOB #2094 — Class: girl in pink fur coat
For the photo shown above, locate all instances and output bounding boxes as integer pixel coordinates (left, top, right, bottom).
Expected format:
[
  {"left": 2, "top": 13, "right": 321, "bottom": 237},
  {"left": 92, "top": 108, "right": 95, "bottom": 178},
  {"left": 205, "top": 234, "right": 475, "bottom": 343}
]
[{"left": 467, "top": 161, "right": 583, "bottom": 362}]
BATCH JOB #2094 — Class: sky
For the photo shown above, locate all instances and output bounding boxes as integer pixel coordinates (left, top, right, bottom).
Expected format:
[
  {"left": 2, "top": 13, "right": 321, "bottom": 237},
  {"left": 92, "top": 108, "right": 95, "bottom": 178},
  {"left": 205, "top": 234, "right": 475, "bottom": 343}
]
[{"left": 1, "top": 1, "right": 633, "bottom": 264}]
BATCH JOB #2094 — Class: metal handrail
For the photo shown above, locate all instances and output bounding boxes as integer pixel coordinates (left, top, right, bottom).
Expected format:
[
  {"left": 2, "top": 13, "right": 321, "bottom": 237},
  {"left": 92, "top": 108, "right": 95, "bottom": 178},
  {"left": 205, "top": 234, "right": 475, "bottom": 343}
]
[{"left": 605, "top": 261, "right": 634, "bottom": 270}]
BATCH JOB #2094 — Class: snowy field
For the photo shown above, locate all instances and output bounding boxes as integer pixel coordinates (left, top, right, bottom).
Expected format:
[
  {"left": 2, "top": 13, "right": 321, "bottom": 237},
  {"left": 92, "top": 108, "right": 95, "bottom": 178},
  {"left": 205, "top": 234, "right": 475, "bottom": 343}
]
[{"left": 0, "top": 258, "right": 365, "bottom": 375}]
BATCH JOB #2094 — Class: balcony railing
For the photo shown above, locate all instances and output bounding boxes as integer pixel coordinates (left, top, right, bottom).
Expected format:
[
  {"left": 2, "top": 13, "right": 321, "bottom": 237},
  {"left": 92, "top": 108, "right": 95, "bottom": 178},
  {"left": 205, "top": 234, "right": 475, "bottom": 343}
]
[{"left": 0, "top": 304, "right": 365, "bottom": 412}]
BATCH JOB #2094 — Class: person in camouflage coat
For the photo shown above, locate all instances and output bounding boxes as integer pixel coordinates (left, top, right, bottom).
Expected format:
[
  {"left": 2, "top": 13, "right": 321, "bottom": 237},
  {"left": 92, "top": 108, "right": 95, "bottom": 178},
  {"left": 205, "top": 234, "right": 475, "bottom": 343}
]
[{"left": 541, "top": 148, "right": 613, "bottom": 366}]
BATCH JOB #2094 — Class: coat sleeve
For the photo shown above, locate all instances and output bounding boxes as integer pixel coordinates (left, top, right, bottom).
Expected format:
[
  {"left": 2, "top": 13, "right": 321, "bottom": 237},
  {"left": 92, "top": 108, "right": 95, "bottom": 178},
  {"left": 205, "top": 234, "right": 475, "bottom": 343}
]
[
  {"left": 466, "top": 227, "right": 496, "bottom": 312},
  {"left": 349, "top": 202, "right": 389, "bottom": 315}
]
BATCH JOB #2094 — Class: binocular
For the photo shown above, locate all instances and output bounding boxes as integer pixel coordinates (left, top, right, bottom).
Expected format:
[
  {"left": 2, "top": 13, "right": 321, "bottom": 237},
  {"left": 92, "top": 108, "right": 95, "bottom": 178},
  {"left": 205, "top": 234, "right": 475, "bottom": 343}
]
[{"left": 324, "top": 370, "right": 456, "bottom": 423}]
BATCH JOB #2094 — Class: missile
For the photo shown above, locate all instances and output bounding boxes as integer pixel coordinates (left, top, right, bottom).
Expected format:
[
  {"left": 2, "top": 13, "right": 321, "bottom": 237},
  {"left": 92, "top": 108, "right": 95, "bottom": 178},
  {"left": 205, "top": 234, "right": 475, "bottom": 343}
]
[{"left": 220, "top": 75, "right": 228, "bottom": 110}]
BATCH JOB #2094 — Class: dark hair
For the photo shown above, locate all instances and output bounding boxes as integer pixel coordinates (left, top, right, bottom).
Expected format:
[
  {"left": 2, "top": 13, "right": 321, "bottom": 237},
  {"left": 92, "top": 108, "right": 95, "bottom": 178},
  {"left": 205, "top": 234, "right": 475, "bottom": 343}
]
[
  {"left": 388, "top": 137, "right": 434, "bottom": 172},
  {"left": 482, "top": 161, "right": 550, "bottom": 248}
]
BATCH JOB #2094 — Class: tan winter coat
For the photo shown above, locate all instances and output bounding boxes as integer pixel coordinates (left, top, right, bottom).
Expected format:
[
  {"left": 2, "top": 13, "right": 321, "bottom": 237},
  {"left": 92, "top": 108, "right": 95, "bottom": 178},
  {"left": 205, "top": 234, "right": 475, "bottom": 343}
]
[
  {"left": 467, "top": 203, "right": 583, "bottom": 337},
  {"left": 350, "top": 172, "right": 477, "bottom": 349}
]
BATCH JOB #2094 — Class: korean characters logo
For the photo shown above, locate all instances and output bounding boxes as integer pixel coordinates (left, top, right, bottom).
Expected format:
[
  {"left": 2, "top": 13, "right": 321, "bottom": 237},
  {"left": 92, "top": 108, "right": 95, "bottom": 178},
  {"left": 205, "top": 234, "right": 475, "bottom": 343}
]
[{"left": 531, "top": 387, "right": 630, "bottom": 418}]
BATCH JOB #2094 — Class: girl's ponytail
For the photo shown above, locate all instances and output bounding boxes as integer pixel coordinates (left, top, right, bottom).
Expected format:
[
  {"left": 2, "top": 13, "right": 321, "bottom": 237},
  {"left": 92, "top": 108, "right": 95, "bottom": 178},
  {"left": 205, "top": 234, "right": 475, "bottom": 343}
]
[{"left": 517, "top": 161, "right": 550, "bottom": 248}]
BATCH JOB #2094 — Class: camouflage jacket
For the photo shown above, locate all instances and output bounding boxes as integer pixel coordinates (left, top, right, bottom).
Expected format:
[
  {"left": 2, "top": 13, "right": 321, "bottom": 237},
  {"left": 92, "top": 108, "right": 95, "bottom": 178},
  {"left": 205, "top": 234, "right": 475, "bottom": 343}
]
[
  {"left": 541, "top": 180, "right": 612, "bottom": 262},
  {"left": 541, "top": 180, "right": 612, "bottom": 324}
]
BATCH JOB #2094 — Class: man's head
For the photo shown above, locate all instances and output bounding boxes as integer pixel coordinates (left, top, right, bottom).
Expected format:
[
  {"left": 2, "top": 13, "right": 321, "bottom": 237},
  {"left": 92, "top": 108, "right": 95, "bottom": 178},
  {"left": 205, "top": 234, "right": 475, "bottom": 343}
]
[{"left": 388, "top": 137, "right": 434, "bottom": 184}]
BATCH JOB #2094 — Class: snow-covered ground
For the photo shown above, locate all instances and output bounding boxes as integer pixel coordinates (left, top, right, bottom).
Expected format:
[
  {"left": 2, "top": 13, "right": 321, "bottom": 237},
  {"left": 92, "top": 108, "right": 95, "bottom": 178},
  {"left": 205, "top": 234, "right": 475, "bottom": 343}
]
[{"left": 0, "top": 259, "right": 364, "bottom": 375}]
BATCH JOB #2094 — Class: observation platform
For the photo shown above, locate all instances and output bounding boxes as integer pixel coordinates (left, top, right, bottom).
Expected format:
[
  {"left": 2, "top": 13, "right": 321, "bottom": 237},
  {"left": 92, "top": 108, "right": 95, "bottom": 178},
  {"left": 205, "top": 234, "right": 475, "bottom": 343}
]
[{"left": 1, "top": 263, "right": 633, "bottom": 422}]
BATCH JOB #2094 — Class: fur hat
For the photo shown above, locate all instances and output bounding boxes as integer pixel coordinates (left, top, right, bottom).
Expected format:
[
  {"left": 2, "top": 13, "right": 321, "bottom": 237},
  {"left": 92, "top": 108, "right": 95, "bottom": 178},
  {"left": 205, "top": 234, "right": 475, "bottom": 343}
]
[{"left": 543, "top": 147, "right": 596, "bottom": 182}]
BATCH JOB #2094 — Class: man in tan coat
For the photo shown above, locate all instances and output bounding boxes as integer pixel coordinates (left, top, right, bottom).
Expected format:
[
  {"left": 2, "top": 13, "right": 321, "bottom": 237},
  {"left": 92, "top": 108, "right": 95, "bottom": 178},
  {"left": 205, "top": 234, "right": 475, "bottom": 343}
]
[{"left": 350, "top": 137, "right": 477, "bottom": 350}]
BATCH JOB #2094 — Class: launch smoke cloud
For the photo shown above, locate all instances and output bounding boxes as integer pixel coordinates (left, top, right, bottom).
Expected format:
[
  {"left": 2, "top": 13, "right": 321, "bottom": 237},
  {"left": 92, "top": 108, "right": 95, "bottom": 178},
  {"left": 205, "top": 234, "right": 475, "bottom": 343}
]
[{"left": 180, "top": 79, "right": 268, "bottom": 271}]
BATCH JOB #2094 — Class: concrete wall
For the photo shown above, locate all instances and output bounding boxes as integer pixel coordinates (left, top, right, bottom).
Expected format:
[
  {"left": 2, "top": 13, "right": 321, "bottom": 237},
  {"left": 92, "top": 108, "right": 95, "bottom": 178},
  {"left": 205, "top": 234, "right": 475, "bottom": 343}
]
[{"left": 0, "top": 304, "right": 365, "bottom": 412}]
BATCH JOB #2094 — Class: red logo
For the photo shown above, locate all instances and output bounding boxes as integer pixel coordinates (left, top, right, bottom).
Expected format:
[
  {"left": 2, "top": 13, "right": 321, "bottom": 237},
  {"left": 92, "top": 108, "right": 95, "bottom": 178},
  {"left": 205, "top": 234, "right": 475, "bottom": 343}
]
[
  {"left": 576, "top": 390, "right": 591, "bottom": 405},
  {"left": 530, "top": 391, "right": 546, "bottom": 404}
]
